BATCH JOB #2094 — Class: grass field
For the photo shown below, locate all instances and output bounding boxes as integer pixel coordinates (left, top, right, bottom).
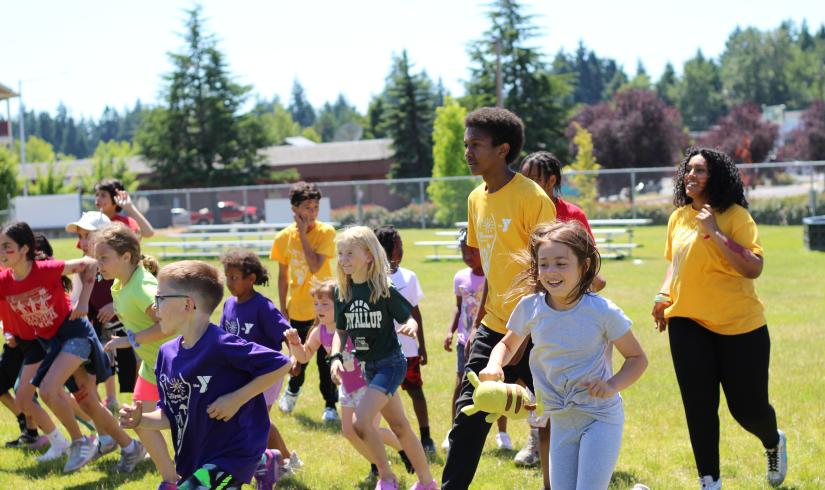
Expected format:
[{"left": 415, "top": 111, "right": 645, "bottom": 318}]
[{"left": 0, "top": 225, "right": 822, "bottom": 489}]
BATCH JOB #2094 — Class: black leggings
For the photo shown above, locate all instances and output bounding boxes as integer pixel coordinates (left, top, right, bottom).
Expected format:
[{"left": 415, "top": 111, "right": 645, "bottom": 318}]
[{"left": 668, "top": 318, "right": 779, "bottom": 480}]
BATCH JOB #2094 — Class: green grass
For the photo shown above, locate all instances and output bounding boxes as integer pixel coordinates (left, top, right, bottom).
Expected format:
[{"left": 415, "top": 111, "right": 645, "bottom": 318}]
[{"left": 0, "top": 226, "right": 822, "bottom": 489}]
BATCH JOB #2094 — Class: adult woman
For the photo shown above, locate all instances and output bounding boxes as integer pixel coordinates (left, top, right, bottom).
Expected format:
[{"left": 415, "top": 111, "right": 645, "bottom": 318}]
[{"left": 652, "top": 147, "right": 787, "bottom": 489}]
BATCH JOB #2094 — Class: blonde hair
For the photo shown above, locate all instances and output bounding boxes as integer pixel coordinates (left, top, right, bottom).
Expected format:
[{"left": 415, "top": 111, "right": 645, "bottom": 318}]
[
  {"left": 93, "top": 222, "right": 159, "bottom": 276},
  {"left": 335, "top": 225, "right": 391, "bottom": 303},
  {"left": 507, "top": 221, "right": 601, "bottom": 304},
  {"left": 158, "top": 260, "right": 225, "bottom": 313}
]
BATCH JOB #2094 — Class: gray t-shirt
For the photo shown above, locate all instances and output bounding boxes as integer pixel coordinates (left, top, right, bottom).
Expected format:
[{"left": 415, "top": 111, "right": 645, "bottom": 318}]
[{"left": 508, "top": 292, "right": 631, "bottom": 423}]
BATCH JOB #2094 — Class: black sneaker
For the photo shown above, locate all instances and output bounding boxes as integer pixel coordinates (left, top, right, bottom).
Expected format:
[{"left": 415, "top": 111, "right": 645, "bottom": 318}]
[
  {"left": 421, "top": 437, "right": 436, "bottom": 455},
  {"left": 398, "top": 450, "right": 415, "bottom": 474},
  {"left": 5, "top": 433, "right": 38, "bottom": 448}
]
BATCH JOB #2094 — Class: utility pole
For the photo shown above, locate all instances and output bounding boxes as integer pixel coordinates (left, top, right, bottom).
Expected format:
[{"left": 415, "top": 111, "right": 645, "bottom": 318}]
[
  {"left": 495, "top": 38, "right": 503, "bottom": 107},
  {"left": 18, "top": 81, "right": 28, "bottom": 196}
]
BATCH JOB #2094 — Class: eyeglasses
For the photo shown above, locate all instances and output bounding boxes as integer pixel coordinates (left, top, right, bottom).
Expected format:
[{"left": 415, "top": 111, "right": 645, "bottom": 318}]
[{"left": 154, "top": 294, "right": 194, "bottom": 310}]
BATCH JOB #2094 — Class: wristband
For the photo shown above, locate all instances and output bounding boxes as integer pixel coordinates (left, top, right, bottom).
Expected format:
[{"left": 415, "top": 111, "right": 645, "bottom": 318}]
[
  {"left": 327, "top": 353, "right": 343, "bottom": 365},
  {"left": 654, "top": 293, "right": 671, "bottom": 304},
  {"left": 126, "top": 330, "right": 141, "bottom": 349}
]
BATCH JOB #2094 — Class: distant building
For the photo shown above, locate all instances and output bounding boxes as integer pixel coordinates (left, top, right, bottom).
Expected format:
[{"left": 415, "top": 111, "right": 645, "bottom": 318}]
[{"left": 0, "top": 82, "right": 17, "bottom": 147}]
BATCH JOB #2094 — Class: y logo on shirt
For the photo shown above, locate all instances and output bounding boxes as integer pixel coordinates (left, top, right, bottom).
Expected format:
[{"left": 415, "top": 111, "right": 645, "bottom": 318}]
[
  {"left": 158, "top": 373, "right": 192, "bottom": 453},
  {"left": 193, "top": 376, "right": 211, "bottom": 394},
  {"left": 243, "top": 323, "right": 254, "bottom": 335}
]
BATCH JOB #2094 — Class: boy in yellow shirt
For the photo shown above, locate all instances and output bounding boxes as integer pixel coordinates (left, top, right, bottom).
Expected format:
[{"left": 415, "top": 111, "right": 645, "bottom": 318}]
[
  {"left": 270, "top": 182, "right": 339, "bottom": 421},
  {"left": 441, "top": 107, "right": 556, "bottom": 489}
]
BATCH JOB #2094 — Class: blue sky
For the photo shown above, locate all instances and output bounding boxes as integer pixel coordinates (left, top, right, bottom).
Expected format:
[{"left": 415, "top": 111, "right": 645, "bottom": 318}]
[{"left": 2, "top": 0, "right": 823, "bottom": 120}]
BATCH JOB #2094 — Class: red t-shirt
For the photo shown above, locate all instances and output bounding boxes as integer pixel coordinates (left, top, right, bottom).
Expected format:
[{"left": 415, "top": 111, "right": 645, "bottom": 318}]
[
  {"left": 0, "top": 260, "right": 71, "bottom": 340},
  {"left": 555, "top": 197, "right": 594, "bottom": 238},
  {"left": 0, "top": 297, "right": 37, "bottom": 340},
  {"left": 111, "top": 214, "right": 140, "bottom": 234}
]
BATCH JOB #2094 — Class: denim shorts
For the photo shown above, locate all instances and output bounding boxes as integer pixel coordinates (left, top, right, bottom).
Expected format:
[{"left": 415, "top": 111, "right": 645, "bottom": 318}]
[
  {"left": 361, "top": 351, "right": 407, "bottom": 397},
  {"left": 61, "top": 337, "right": 92, "bottom": 360}
]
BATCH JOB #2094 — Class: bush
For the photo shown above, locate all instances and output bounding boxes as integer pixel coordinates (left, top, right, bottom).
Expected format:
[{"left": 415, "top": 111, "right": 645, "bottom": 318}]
[
  {"left": 331, "top": 205, "right": 391, "bottom": 228},
  {"left": 386, "top": 202, "right": 440, "bottom": 228}
]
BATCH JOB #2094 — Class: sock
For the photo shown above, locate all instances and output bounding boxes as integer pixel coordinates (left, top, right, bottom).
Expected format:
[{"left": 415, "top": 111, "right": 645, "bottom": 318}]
[
  {"left": 46, "top": 428, "right": 66, "bottom": 446},
  {"left": 16, "top": 413, "right": 26, "bottom": 433},
  {"left": 124, "top": 439, "right": 137, "bottom": 453},
  {"left": 419, "top": 426, "right": 431, "bottom": 441},
  {"left": 398, "top": 450, "right": 414, "bottom": 474}
]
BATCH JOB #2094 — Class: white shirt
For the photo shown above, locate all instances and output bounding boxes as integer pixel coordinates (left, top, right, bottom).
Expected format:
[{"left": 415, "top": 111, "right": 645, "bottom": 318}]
[{"left": 390, "top": 268, "right": 424, "bottom": 358}]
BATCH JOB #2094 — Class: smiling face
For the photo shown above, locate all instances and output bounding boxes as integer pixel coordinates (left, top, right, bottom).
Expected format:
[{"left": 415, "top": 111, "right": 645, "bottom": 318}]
[
  {"left": 536, "top": 240, "right": 588, "bottom": 309},
  {"left": 0, "top": 234, "right": 26, "bottom": 268},
  {"left": 464, "top": 127, "right": 508, "bottom": 177},
  {"left": 292, "top": 199, "right": 320, "bottom": 227},
  {"left": 337, "top": 241, "right": 372, "bottom": 281},
  {"left": 93, "top": 241, "right": 131, "bottom": 282},
  {"left": 684, "top": 154, "right": 709, "bottom": 201},
  {"left": 313, "top": 291, "right": 335, "bottom": 326},
  {"left": 223, "top": 266, "right": 255, "bottom": 300}
]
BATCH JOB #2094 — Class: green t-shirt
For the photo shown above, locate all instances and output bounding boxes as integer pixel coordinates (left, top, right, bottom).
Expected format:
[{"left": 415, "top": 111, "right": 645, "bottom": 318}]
[
  {"left": 111, "top": 266, "right": 163, "bottom": 384},
  {"left": 334, "top": 282, "right": 412, "bottom": 362}
]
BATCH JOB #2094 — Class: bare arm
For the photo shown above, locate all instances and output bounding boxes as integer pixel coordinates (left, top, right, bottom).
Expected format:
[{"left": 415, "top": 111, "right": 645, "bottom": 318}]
[
  {"left": 697, "top": 204, "right": 763, "bottom": 278},
  {"left": 478, "top": 330, "right": 527, "bottom": 381},
  {"left": 63, "top": 257, "right": 96, "bottom": 319},
  {"left": 652, "top": 263, "right": 674, "bottom": 332},
  {"left": 464, "top": 279, "right": 488, "bottom": 358},
  {"left": 277, "top": 263, "right": 289, "bottom": 315},
  {"left": 116, "top": 190, "right": 155, "bottom": 238},
  {"left": 207, "top": 362, "right": 291, "bottom": 421},
  {"left": 286, "top": 327, "right": 322, "bottom": 364},
  {"left": 411, "top": 305, "right": 427, "bottom": 364},
  {"left": 444, "top": 295, "right": 462, "bottom": 352},
  {"left": 297, "top": 230, "right": 325, "bottom": 274},
  {"left": 122, "top": 405, "right": 171, "bottom": 431},
  {"left": 584, "top": 330, "right": 648, "bottom": 398}
]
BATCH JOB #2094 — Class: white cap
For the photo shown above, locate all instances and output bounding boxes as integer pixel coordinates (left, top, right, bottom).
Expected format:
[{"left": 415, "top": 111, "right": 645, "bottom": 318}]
[{"left": 66, "top": 211, "right": 112, "bottom": 233}]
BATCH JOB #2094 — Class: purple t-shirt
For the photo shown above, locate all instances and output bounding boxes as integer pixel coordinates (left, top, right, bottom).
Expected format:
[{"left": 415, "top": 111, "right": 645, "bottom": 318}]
[
  {"left": 219, "top": 292, "right": 289, "bottom": 352},
  {"left": 155, "top": 324, "right": 288, "bottom": 483},
  {"left": 454, "top": 268, "right": 485, "bottom": 345},
  {"left": 318, "top": 324, "right": 366, "bottom": 393}
]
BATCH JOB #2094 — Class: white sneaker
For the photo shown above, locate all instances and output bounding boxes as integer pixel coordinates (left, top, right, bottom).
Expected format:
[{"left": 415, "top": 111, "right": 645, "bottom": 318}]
[
  {"left": 441, "top": 435, "right": 450, "bottom": 451},
  {"left": 278, "top": 391, "right": 299, "bottom": 414},
  {"left": 513, "top": 428, "right": 539, "bottom": 466},
  {"left": 63, "top": 436, "right": 99, "bottom": 473},
  {"left": 322, "top": 407, "right": 339, "bottom": 423},
  {"left": 92, "top": 434, "right": 118, "bottom": 460},
  {"left": 766, "top": 429, "right": 788, "bottom": 487},
  {"left": 495, "top": 431, "right": 513, "bottom": 450},
  {"left": 36, "top": 439, "right": 70, "bottom": 463},
  {"left": 699, "top": 475, "right": 722, "bottom": 489},
  {"left": 281, "top": 449, "right": 303, "bottom": 475}
]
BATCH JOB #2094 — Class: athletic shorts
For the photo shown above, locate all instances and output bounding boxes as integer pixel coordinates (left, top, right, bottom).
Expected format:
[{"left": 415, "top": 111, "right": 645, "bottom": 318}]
[
  {"left": 0, "top": 344, "right": 23, "bottom": 394},
  {"left": 133, "top": 374, "right": 160, "bottom": 403},
  {"left": 16, "top": 337, "right": 47, "bottom": 366},
  {"left": 338, "top": 384, "right": 368, "bottom": 409},
  {"left": 179, "top": 464, "right": 242, "bottom": 490},
  {"left": 401, "top": 356, "right": 423, "bottom": 390}
]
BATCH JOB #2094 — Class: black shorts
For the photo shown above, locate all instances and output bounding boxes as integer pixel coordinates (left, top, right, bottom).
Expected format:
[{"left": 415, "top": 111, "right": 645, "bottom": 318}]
[
  {"left": 0, "top": 344, "right": 24, "bottom": 394},
  {"left": 16, "top": 337, "right": 47, "bottom": 365}
]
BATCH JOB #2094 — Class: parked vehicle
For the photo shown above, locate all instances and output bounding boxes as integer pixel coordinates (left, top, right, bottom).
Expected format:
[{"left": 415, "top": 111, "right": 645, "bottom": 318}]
[
  {"left": 170, "top": 207, "right": 193, "bottom": 227},
  {"left": 191, "top": 201, "right": 261, "bottom": 224}
]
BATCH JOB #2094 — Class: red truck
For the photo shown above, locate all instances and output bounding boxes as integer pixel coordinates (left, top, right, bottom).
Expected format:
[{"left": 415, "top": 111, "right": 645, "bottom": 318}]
[{"left": 191, "top": 200, "right": 262, "bottom": 224}]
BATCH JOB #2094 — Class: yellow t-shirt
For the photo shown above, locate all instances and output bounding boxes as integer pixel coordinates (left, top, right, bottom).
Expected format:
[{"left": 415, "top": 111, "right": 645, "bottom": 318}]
[
  {"left": 467, "top": 173, "right": 556, "bottom": 334},
  {"left": 664, "top": 204, "right": 766, "bottom": 335},
  {"left": 270, "top": 222, "right": 336, "bottom": 321}
]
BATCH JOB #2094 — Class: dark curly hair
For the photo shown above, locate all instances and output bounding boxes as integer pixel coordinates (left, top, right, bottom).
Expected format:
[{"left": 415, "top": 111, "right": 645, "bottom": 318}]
[
  {"left": 373, "top": 224, "right": 400, "bottom": 260},
  {"left": 465, "top": 107, "right": 525, "bottom": 164},
  {"left": 219, "top": 248, "right": 270, "bottom": 286},
  {"left": 289, "top": 181, "right": 322, "bottom": 207},
  {"left": 673, "top": 147, "right": 748, "bottom": 212},
  {"left": 94, "top": 178, "right": 126, "bottom": 212},
  {"left": 521, "top": 151, "right": 563, "bottom": 194}
]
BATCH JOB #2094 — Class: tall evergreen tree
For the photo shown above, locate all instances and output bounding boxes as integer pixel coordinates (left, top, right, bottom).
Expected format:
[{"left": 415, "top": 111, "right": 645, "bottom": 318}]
[
  {"left": 464, "top": 0, "right": 572, "bottom": 158},
  {"left": 655, "top": 62, "right": 678, "bottom": 106},
  {"left": 677, "top": 50, "right": 726, "bottom": 130},
  {"left": 428, "top": 97, "right": 475, "bottom": 225},
  {"left": 136, "top": 6, "right": 269, "bottom": 186},
  {"left": 288, "top": 79, "right": 316, "bottom": 127},
  {"left": 383, "top": 50, "right": 436, "bottom": 188}
]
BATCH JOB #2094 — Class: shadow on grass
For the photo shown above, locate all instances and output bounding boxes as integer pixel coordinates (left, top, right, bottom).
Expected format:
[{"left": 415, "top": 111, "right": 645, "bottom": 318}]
[
  {"left": 12, "top": 455, "right": 156, "bottom": 489},
  {"left": 482, "top": 447, "right": 518, "bottom": 461},
  {"left": 276, "top": 474, "right": 313, "bottom": 490},
  {"left": 293, "top": 412, "right": 341, "bottom": 434},
  {"left": 610, "top": 470, "right": 639, "bottom": 488}
]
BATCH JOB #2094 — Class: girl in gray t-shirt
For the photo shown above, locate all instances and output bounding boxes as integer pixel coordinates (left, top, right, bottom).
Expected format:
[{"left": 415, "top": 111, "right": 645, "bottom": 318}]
[{"left": 480, "top": 221, "right": 648, "bottom": 490}]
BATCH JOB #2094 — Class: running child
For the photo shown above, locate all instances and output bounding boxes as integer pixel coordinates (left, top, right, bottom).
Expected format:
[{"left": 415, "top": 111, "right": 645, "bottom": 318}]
[
  {"left": 330, "top": 226, "right": 437, "bottom": 490},
  {"left": 219, "top": 248, "right": 302, "bottom": 474},
  {"left": 271, "top": 181, "right": 338, "bottom": 420},
  {"left": 94, "top": 178, "right": 155, "bottom": 239},
  {"left": 373, "top": 225, "right": 439, "bottom": 454},
  {"left": 120, "top": 260, "right": 290, "bottom": 490},
  {"left": 480, "top": 221, "right": 648, "bottom": 490},
  {"left": 0, "top": 221, "right": 145, "bottom": 473},
  {"left": 441, "top": 228, "right": 510, "bottom": 452},
  {"left": 285, "top": 279, "right": 413, "bottom": 483},
  {"left": 93, "top": 222, "right": 178, "bottom": 486}
]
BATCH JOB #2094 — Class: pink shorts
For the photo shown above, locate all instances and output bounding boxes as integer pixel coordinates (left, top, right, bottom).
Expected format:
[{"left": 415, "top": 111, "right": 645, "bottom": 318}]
[
  {"left": 263, "top": 378, "right": 284, "bottom": 407},
  {"left": 133, "top": 375, "right": 160, "bottom": 403}
]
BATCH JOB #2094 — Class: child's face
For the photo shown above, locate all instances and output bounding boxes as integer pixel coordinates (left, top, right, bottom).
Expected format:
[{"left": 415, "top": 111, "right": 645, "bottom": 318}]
[
  {"left": 388, "top": 235, "right": 403, "bottom": 273},
  {"left": 292, "top": 199, "right": 320, "bottom": 225},
  {"left": 93, "top": 241, "right": 131, "bottom": 281},
  {"left": 464, "top": 127, "right": 507, "bottom": 177},
  {"left": 313, "top": 293, "right": 335, "bottom": 325},
  {"left": 0, "top": 235, "right": 26, "bottom": 268},
  {"left": 338, "top": 242, "right": 372, "bottom": 279},
  {"left": 536, "top": 240, "right": 586, "bottom": 306},
  {"left": 76, "top": 229, "right": 92, "bottom": 256},
  {"left": 460, "top": 241, "right": 482, "bottom": 271},
  {"left": 94, "top": 190, "right": 116, "bottom": 215},
  {"left": 223, "top": 266, "right": 255, "bottom": 299},
  {"left": 155, "top": 279, "right": 192, "bottom": 334}
]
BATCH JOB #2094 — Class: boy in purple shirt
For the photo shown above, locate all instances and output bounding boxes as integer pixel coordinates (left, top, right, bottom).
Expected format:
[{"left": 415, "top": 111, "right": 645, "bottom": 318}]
[{"left": 120, "top": 261, "right": 290, "bottom": 490}]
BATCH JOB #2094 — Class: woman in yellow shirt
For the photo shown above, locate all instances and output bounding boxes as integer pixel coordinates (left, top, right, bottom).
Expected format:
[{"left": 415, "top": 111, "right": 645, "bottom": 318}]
[{"left": 652, "top": 148, "right": 787, "bottom": 489}]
